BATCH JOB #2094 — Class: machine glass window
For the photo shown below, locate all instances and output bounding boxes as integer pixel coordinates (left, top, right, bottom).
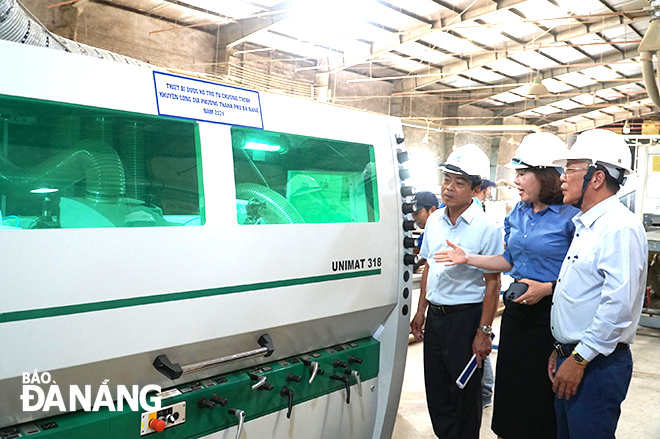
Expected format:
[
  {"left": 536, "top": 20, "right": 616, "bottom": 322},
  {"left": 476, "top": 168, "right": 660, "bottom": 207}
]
[
  {"left": 232, "top": 126, "right": 379, "bottom": 224},
  {"left": 0, "top": 94, "right": 205, "bottom": 229}
]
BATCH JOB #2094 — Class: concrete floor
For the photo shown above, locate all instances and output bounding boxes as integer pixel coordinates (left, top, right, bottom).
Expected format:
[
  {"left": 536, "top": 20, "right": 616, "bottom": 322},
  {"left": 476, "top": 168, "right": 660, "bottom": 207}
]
[{"left": 391, "top": 316, "right": 660, "bottom": 439}]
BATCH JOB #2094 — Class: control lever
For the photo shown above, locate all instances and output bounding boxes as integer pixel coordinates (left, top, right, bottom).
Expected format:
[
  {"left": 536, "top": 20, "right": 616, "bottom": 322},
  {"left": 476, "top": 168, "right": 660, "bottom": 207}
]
[
  {"left": 210, "top": 394, "right": 228, "bottom": 406},
  {"left": 280, "top": 386, "right": 294, "bottom": 419},
  {"left": 228, "top": 408, "right": 245, "bottom": 439},
  {"left": 330, "top": 374, "right": 351, "bottom": 404},
  {"left": 345, "top": 369, "right": 363, "bottom": 397},
  {"left": 333, "top": 359, "right": 348, "bottom": 369},
  {"left": 301, "top": 359, "right": 324, "bottom": 384},
  {"left": 286, "top": 372, "right": 302, "bottom": 383},
  {"left": 247, "top": 372, "right": 269, "bottom": 390},
  {"left": 348, "top": 355, "right": 363, "bottom": 364},
  {"left": 197, "top": 397, "right": 216, "bottom": 410}
]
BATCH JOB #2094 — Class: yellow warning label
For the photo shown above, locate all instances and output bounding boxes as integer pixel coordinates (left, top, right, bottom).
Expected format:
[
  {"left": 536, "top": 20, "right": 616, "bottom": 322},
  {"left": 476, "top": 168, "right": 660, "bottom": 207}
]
[{"left": 653, "top": 156, "right": 660, "bottom": 173}]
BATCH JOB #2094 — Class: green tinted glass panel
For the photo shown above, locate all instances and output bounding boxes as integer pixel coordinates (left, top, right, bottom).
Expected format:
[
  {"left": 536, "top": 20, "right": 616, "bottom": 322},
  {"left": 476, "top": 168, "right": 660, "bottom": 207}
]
[
  {"left": 232, "top": 126, "right": 379, "bottom": 225},
  {"left": 0, "top": 94, "right": 204, "bottom": 229}
]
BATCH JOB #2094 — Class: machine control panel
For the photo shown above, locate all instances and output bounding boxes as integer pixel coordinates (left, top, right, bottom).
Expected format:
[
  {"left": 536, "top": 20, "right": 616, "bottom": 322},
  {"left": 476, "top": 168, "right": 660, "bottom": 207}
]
[{"left": 140, "top": 402, "right": 186, "bottom": 436}]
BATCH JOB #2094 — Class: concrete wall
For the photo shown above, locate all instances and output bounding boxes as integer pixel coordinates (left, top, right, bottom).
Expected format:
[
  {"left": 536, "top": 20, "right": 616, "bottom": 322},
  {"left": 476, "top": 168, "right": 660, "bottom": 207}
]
[{"left": 23, "top": 0, "right": 218, "bottom": 73}]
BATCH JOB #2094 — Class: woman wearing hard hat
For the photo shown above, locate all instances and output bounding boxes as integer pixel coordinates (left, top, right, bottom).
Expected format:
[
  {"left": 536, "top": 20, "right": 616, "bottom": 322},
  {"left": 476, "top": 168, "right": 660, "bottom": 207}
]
[{"left": 436, "top": 133, "right": 579, "bottom": 439}]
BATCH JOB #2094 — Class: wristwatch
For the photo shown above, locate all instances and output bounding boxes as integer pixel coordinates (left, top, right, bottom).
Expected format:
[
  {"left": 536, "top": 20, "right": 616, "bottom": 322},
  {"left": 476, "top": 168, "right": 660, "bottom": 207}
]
[
  {"left": 572, "top": 350, "right": 589, "bottom": 367},
  {"left": 478, "top": 325, "right": 492, "bottom": 336}
]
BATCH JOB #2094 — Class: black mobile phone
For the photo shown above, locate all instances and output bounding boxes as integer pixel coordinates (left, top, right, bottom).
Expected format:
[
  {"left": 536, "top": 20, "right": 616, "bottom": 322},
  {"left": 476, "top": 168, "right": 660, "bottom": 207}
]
[{"left": 504, "top": 282, "right": 528, "bottom": 302}]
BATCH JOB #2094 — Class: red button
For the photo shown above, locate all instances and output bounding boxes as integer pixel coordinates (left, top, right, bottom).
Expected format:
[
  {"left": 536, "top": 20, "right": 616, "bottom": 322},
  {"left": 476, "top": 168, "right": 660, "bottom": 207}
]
[{"left": 149, "top": 418, "right": 166, "bottom": 433}]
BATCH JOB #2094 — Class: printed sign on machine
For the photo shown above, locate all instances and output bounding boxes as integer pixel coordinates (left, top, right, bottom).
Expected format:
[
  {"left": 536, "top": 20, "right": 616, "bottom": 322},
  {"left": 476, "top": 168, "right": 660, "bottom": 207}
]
[{"left": 153, "top": 72, "right": 263, "bottom": 129}]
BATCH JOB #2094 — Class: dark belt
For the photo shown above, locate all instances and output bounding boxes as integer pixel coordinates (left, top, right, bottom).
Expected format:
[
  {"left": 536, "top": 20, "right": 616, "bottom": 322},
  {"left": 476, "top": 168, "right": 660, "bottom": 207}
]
[
  {"left": 429, "top": 302, "right": 480, "bottom": 315},
  {"left": 553, "top": 341, "right": 629, "bottom": 358}
]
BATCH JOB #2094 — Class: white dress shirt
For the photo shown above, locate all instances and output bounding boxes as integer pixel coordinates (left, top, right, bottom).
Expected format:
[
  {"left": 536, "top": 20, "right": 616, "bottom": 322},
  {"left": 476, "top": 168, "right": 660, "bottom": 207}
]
[
  {"left": 551, "top": 195, "right": 648, "bottom": 362},
  {"left": 420, "top": 201, "right": 503, "bottom": 306}
]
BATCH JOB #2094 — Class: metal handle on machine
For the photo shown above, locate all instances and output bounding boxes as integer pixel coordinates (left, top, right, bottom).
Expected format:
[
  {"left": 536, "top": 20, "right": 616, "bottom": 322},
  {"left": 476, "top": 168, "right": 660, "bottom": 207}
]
[
  {"left": 228, "top": 408, "right": 245, "bottom": 439},
  {"left": 347, "top": 370, "right": 362, "bottom": 397},
  {"left": 153, "top": 334, "right": 275, "bottom": 380}
]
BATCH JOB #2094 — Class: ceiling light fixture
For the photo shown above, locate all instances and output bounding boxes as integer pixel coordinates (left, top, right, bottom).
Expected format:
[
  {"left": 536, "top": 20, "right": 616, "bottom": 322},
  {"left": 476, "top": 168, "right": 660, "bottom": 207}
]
[
  {"left": 421, "top": 120, "right": 431, "bottom": 144},
  {"left": 527, "top": 73, "right": 548, "bottom": 99},
  {"left": 623, "top": 120, "right": 631, "bottom": 134}
]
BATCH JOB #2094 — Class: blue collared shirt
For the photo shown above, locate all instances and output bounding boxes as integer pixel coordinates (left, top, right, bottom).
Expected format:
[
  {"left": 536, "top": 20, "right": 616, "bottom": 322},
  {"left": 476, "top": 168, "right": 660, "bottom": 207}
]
[
  {"left": 420, "top": 201, "right": 503, "bottom": 305},
  {"left": 503, "top": 202, "right": 579, "bottom": 282},
  {"left": 551, "top": 196, "right": 648, "bottom": 361}
]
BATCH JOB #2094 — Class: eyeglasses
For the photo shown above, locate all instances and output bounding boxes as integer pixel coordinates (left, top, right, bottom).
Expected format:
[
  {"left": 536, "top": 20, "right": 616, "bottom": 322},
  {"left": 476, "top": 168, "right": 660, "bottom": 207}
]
[{"left": 561, "top": 167, "right": 589, "bottom": 175}]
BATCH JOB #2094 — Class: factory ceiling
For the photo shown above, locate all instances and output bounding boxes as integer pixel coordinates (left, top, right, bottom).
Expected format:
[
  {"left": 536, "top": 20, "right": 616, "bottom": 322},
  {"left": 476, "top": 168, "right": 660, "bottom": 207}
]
[{"left": 70, "top": 0, "right": 659, "bottom": 134}]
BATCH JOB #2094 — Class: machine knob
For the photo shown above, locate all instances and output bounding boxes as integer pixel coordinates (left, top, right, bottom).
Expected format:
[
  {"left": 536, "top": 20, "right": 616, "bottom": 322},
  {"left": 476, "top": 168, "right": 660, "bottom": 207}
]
[
  {"left": 395, "top": 135, "right": 405, "bottom": 145},
  {"left": 286, "top": 372, "right": 302, "bottom": 383},
  {"left": 402, "top": 202, "right": 417, "bottom": 215},
  {"left": 400, "top": 185, "right": 416, "bottom": 197},
  {"left": 397, "top": 150, "right": 410, "bottom": 162},
  {"left": 333, "top": 359, "right": 348, "bottom": 369},
  {"left": 399, "top": 168, "right": 411, "bottom": 180},
  {"left": 403, "top": 237, "right": 418, "bottom": 248},
  {"left": 197, "top": 397, "right": 216, "bottom": 410},
  {"left": 280, "top": 386, "right": 294, "bottom": 419},
  {"left": 402, "top": 220, "right": 416, "bottom": 231},
  {"left": 348, "top": 355, "right": 363, "bottom": 364},
  {"left": 210, "top": 394, "right": 228, "bottom": 407},
  {"left": 259, "top": 383, "right": 274, "bottom": 391},
  {"left": 165, "top": 414, "right": 176, "bottom": 424},
  {"left": 403, "top": 254, "right": 418, "bottom": 266},
  {"left": 149, "top": 418, "right": 166, "bottom": 433}
]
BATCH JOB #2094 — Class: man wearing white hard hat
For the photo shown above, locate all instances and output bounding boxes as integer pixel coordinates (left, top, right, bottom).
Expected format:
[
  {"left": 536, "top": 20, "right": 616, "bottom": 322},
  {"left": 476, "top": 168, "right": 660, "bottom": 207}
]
[
  {"left": 548, "top": 129, "right": 648, "bottom": 438},
  {"left": 410, "top": 144, "right": 502, "bottom": 439}
]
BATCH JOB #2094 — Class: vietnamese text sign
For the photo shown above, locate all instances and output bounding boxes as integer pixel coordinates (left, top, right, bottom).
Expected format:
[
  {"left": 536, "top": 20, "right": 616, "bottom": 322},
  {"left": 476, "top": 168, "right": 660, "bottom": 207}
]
[{"left": 153, "top": 72, "right": 263, "bottom": 128}]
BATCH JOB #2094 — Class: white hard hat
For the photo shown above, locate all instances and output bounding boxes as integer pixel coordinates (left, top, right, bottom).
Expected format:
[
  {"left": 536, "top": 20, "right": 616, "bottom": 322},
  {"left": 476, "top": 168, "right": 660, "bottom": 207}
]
[
  {"left": 552, "top": 129, "right": 632, "bottom": 180},
  {"left": 505, "top": 132, "right": 567, "bottom": 169},
  {"left": 439, "top": 144, "right": 490, "bottom": 182}
]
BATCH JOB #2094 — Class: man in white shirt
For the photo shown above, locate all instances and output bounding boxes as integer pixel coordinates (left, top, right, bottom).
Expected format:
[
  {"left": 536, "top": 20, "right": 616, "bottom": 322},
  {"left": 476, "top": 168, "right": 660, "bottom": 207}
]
[
  {"left": 549, "top": 129, "right": 648, "bottom": 439},
  {"left": 411, "top": 144, "right": 502, "bottom": 439}
]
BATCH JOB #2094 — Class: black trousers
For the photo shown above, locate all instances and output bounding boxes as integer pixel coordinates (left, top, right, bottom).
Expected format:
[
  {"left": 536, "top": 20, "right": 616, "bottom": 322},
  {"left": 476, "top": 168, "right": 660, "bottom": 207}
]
[{"left": 424, "top": 303, "right": 483, "bottom": 439}]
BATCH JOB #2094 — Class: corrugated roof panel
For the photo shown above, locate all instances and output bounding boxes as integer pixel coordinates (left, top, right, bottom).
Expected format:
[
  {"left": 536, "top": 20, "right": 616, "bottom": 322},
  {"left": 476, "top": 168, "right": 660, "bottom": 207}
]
[
  {"left": 510, "top": 51, "right": 559, "bottom": 69},
  {"left": 517, "top": 109, "right": 540, "bottom": 118},
  {"left": 514, "top": 0, "right": 578, "bottom": 26},
  {"left": 374, "top": 53, "right": 432, "bottom": 72},
  {"left": 553, "top": 99, "right": 583, "bottom": 110},
  {"left": 419, "top": 32, "right": 481, "bottom": 55},
  {"left": 365, "top": 1, "right": 430, "bottom": 31},
  {"left": 556, "top": 72, "right": 597, "bottom": 87},
  {"left": 569, "top": 34, "right": 615, "bottom": 57},
  {"left": 395, "top": 41, "right": 452, "bottom": 65},
  {"left": 186, "top": 0, "right": 261, "bottom": 16},
  {"left": 249, "top": 31, "right": 336, "bottom": 59},
  {"left": 542, "top": 78, "right": 574, "bottom": 93},
  {"left": 486, "top": 58, "right": 534, "bottom": 77},
  {"left": 533, "top": 105, "right": 563, "bottom": 115},
  {"left": 615, "top": 83, "right": 645, "bottom": 93},
  {"left": 572, "top": 93, "right": 604, "bottom": 105},
  {"left": 600, "top": 24, "right": 638, "bottom": 41},
  {"left": 381, "top": 0, "right": 441, "bottom": 18},
  {"left": 440, "top": 75, "right": 481, "bottom": 88},
  {"left": 480, "top": 9, "right": 541, "bottom": 39},
  {"left": 580, "top": 66, "right": 622, "bottom": 81},
  {"left": 270, "top": 18, "right": 357, "bottom": 52},
  {"left": 565, "top": 115, "right": 589, "bottom": 123},
  {"left": 490, "top": 91, "right": 526, "bottom": 103},
  {"left": 481, "top": 99, "right": 506, "bottom": 107},
  {"left": 464, "top": 68, "right": 506, "bottom": 83},
  {"left": 583, "top": 109, "right": 606, "bottom": 119},
  {"left": 601, "top": 105, "right": 626, "bottom": 114},
  {"left": 610, "top": 61, "right": 642, "bottom": 77},
  {"left": 539, "top": 44, "right": 586, "bottom": 63},
  {"left": 453, "top": 23, "right": 510, "bottom": 46},
  {"left": 552, "top": 0, "right": 607, "bottom": 15},
  {"left": 595, "top": 88, "right": 625, "bottom": 100}
]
